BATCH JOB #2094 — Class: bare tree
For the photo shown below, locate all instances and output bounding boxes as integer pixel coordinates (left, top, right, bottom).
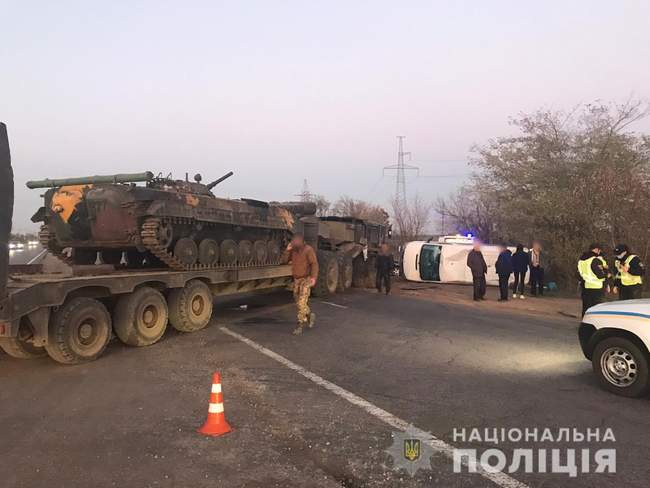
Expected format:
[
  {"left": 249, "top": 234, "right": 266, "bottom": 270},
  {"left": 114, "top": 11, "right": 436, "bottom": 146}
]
[
  {"left": 390, "top": 193, "right": 433, "bottom": 241},
  {"left": 438, "top": 99, "right": 650, "bottom": 287},
  {"left": 332, "top": 196, "right": 389, "bottom": 225},
  {"left": 310, "top": 194, "right": 330, "bottom": 217}
]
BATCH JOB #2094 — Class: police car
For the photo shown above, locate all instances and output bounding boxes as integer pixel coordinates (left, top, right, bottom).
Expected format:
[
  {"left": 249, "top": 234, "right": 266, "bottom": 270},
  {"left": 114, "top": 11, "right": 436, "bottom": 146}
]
[{"left": 579, "top": 300, "right": 650, "bottom": 397}]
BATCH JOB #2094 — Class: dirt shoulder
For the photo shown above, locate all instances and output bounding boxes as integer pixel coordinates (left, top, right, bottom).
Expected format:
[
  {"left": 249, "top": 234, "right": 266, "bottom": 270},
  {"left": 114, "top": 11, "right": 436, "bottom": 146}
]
[{"left": 390, "top": 279, "right": 582, "bottom": 321}]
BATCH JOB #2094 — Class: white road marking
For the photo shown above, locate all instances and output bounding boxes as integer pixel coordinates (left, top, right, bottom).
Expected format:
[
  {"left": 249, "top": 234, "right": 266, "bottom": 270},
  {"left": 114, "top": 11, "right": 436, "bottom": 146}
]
[
  {"left": 320, "top": 301, "right": 348, "bottom": 309},
  {"left": 219, "top": 326, "right": 529, "bottom": 488}
]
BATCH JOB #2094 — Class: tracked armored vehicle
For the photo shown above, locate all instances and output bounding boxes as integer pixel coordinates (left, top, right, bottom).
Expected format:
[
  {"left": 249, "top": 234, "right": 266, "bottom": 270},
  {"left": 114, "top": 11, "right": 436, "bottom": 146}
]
[{"left": 28, "top": 171, "right": 315, "bottom": 270}]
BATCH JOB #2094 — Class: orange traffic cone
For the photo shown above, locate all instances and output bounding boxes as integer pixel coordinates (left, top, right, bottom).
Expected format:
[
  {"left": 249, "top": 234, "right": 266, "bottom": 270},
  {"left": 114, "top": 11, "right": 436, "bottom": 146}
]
[{"left": 197, "top": 372, "right": 232, "bottom": 437}]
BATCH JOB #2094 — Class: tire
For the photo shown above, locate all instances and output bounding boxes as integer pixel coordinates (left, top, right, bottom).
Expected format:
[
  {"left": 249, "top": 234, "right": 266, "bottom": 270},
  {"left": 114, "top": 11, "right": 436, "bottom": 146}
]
[
  {"left": 114, "top": 287, "right": 168, "bottom": 346},
  {"left": 198, "top": 239, "right": 219, "bottom": 266},
  {"left": 45, "top": 297, "right": 111, "bottom": 364},
  {"left": 337, "top": 255, "right": 353, "bottom": 292},
  {"left": 238, "top": 240, "right": 253, "bottom": 264},
  {"left": 364, "top": 255, "right": 377, "bottom": 289},
  {"left": 0, "top": 323, "right": 47, "bottom": 359},
  {"left": 352, "top": 255, "right": 366, "bottom": 288},
  {"left": 313, "top": 250, "right": 339, "bottom": 297},
  {"left": 220, "top": 239, "right": 238, "bottom": 265},
  {"left": 253, "top": 240, "right": 268, "bottom": 264},
  {"left": 592, "top": 336, "right": 650, "bottom": 398},
  {"left": 174, "top": 238, "right": 198, "bottom": 266},
  {"left": 168, "top": 280, "right": 213, "bottom": 332},
  {"left": 267, "top": 241, "right": 281, "bottom": 263}
]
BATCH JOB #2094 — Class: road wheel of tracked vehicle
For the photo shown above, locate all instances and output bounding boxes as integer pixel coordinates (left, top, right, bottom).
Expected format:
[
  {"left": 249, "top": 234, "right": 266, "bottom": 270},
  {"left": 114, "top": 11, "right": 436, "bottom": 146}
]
[
  {"left": 71, "top": 249, "right": 97, "bottom": 265},
  {"left": 267, "top": 241, "right": 281, "bottom": 263},
  {"left": 174, "top": 238, "right": 198, "bottom": 267},
  {"left": 198, "top": 239, "right": 219, "bottom": 266},
  {"left": 253, "top": 240, "right": 268, "bottom": 264},
  {"left": 0, "top": 321, "right": 47, "bottom": 359},
  {"left": 157, "top": 221, "right": 174, "bottom": 249},
  {"left": 238, "top": 240, "right": 253, "bottom": 265},
  {"left": 114, "top": 287, "right": 168, "bottom": 346},
  {"left": 337, "top": 255, "right": 353, "bottom": 292},
  {"left": 101, "top": 250, "right": 123, "bottom": 266},
  {"left": 313, "top": 250, "right": 339, "bottom": 297},
  {"left": 220, "top": 239, "right": 238, "bottom": 265},
  {"left": 168, "top": 280, "right": 213, "bottom": 332},
  {"left": 45, "top": 297, "right": 111, "bottom": 364}
]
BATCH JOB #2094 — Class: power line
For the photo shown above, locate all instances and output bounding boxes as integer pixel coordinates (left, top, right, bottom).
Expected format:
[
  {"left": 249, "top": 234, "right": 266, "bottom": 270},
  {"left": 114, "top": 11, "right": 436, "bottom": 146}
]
[
  {"left": 383, "top": 136, "right": 419, "bottom": 206},
  {"left": 296, "top": 178, "right": 312, "bottom": 202}
]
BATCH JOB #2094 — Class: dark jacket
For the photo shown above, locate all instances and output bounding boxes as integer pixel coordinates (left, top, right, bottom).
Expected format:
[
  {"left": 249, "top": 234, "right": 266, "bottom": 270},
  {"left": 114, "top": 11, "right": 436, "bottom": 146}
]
[
  {"left": 512, "top": 248, "right": 529, "bottom": 273},
  {"left": 467, "top": 250, "right": 487, "bottom": 277},
  {"left": 495, "top": 250, "right": 513, "bottom": 276},
  {"left": 376, "top": 254, "right": 394, "bottom": 274}
]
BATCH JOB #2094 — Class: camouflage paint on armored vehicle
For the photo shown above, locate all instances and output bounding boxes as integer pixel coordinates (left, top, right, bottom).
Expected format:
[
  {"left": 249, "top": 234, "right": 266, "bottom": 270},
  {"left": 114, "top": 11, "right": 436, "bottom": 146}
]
[{"left": 28, "top": 172, "right": 315, "bottom": 270}]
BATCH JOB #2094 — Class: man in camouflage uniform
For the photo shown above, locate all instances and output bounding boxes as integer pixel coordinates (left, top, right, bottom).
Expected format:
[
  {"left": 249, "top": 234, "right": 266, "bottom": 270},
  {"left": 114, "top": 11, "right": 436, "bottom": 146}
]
[{"left": 282, "top": 234, "right": 319, "bottom": 335}]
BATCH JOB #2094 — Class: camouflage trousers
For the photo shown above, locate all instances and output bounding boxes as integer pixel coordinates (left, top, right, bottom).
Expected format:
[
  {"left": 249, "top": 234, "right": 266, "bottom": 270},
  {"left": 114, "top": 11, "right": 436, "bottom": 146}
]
[{"left": 292, "top": 277, "right": 312, "bottom": 324}]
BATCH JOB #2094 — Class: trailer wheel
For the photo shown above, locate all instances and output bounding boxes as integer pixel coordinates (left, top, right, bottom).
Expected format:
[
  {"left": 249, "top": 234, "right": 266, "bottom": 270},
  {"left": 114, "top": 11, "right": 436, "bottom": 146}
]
[
  {"left": 0, "top": 322, "right": 47, "bottom": 359},
  {"left": 313, "top": 250, "right": 339, "bottom": 297},
  {"left": 168, "top": 280, "right": 213, "bottom": 332},
  {"left": 337, "top": 256, "right": 353, "bottom": 291},
  {"left": 352, "top": 255, "right": 366, "bottom": 288},
  {"left": 45, "top": 297, "right": 111, "bottom": 364},
  {"left": 364, "top": 255, "right": 377, "bottom": 289},
  {"left": 114, "top": 287, "right": 168, "bottom": 346}
]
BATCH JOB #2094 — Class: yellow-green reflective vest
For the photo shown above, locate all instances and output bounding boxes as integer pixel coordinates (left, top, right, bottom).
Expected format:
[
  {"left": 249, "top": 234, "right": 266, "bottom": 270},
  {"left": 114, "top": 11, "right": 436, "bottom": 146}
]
[
  {"left": 578, "top": 256, "right": 607, "bottom": 289},
  {"left": 615, "top": 254, "right": 643, "bottom": 287}
]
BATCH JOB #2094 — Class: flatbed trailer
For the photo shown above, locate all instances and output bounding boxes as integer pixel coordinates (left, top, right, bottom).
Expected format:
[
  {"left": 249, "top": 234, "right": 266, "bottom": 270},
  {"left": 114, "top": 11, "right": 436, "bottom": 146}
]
[
  {"left": 0, "top": 263, "right": 293, "bottom": 364},
  {"left": 0, "top": 121, "right": 375, "bottom": 364}
]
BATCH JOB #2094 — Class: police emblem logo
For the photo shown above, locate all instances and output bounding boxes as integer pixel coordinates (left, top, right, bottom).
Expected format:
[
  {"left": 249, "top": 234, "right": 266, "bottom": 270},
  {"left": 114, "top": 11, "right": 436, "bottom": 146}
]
[
  {"left": 404, "top": 438, "right": 420, "bottom": 462},
  {"left": 386, "top": 427, "right": 433, "bottom": 477}
]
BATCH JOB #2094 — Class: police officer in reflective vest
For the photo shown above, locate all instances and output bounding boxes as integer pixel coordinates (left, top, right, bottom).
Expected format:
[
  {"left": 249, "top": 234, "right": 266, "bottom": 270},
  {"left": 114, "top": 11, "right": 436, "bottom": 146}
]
[
  {"left": 577, "top": 243, "right": 609, "bottom": 316},
  {"left": 613, "top": 244, "right": 644, "bottom": 300}
]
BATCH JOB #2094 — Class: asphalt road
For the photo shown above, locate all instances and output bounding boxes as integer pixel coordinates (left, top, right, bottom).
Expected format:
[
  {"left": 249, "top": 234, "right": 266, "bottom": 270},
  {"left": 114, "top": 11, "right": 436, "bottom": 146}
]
[{"left": 1, "top": 288, "right": 648, "bottom": 487}]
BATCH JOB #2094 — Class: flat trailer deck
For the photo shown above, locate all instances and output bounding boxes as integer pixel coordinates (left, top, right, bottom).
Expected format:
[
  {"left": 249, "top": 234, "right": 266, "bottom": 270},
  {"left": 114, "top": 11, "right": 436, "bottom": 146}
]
[{"left": 0, "top": 263, "right": 292, "bottom": 364}]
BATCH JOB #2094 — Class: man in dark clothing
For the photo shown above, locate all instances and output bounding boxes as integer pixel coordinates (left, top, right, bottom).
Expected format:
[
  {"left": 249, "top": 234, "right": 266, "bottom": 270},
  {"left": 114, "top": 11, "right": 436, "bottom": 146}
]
[
  {"left": 375, "top": 243, "right": 393, "bottom": 295},
  {"left": 495, "top": 245, "right": 513, "bottom": 301},
  {"left": 511, "top": 244, "right": 528, "bottom": 299},
  {"left": 467, "top": 241, "right": 487, "bottom": 301},
  {"left": 613, "top": 244, "right": 645, "bottom": 300},
  {"left": 529, "top": 241, "right": 545, "bottom": 296},
  {"left": 577, "top": 243, "right": 610, "bottom": 316}
]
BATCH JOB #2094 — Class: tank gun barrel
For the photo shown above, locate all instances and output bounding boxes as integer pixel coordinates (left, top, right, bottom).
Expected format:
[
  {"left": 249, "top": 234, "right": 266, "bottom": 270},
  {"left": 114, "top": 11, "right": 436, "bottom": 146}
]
[
  {"left": 206, "top": 171, "right": 234, "bottom": 191},
  {"left": 26, "top": 171, "right": 154, "bottom": 189}
]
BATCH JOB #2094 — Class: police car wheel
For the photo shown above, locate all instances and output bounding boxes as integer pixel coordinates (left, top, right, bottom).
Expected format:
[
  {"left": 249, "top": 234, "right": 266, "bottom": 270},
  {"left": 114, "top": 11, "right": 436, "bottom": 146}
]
[{"left": 592, "top": 337, "right": 650, "bottom": 398}]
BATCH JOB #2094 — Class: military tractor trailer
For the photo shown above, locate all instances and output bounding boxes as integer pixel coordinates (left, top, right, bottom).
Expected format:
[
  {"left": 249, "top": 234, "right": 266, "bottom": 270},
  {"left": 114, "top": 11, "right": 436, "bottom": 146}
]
[{"left": 0, "top": 123, "right": 387, "bottom": 364}]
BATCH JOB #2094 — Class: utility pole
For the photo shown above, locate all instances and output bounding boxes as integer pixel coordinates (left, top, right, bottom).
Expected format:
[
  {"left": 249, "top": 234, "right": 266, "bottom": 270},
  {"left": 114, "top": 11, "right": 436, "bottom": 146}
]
[
  {"left": 296, "top": 179, "right": 312, "bottom": 202},
  {"left": 383, "top": 136, "right": 418, "bottom": 207}
]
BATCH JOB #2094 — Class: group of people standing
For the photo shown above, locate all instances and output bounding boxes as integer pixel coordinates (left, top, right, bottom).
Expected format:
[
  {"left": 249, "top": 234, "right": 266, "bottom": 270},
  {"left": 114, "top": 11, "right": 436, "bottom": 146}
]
[
  {"left": 578, "top": 243, "right": 645, "bottom": 315},
  {"left": 466, "top": 240, "right": 545, "bottom": 302}
]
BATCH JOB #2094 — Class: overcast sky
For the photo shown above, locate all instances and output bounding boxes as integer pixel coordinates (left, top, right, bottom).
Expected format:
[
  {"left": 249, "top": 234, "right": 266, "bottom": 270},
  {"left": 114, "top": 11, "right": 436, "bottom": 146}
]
[{"left": 3, "top": 0, "right": 650, "bottom": 232}]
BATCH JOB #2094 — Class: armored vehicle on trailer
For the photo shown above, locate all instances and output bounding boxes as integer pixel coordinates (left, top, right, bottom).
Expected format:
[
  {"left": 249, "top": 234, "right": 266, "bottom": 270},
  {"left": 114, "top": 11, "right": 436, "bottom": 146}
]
[
  {"left": 28, "top": 172, "right": 315, "bottom": 270},
  {"left": 303, "top": 215, "right": 389, "bottom": 296}
]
